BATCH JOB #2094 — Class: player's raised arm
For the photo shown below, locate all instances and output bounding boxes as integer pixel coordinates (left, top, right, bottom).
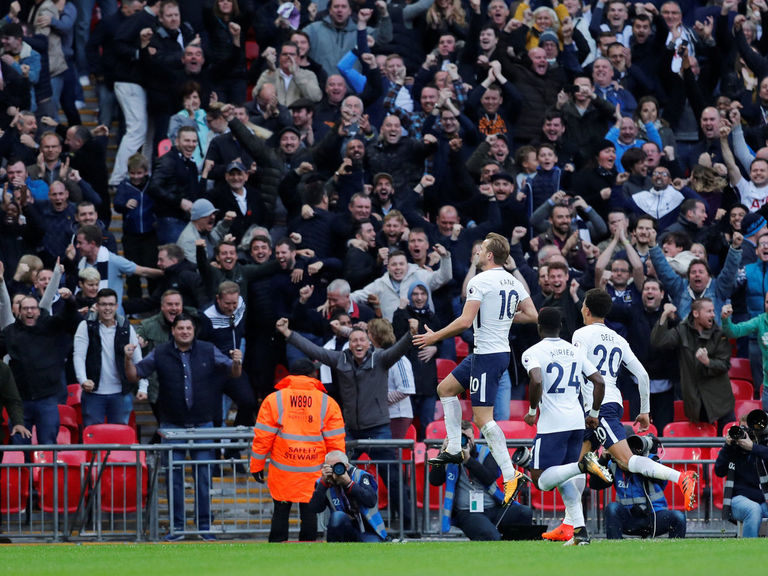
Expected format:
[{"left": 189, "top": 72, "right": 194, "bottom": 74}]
[{"left": 514, "top": 297, "right": 538, "bottom": 324}]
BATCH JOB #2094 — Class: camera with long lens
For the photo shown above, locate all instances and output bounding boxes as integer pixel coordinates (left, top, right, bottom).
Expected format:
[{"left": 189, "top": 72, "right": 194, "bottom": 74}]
[
  {"left": 512, "top": 446, "right": 533, "bottom": 470},
  {"left": 626, "top": 434, "right": 660, "bottom": 457},
  {"left": 728, "top": 425, "right": 749, "bottom": 441},
  {"left": 746, "top": 409, "right": 768, "bottom": 443},
  {"left": 461, "top": 435, "right": 469, "bottom": 448},
  {"left": 332, "top": 462, "right": 347, "bottom": 476}
]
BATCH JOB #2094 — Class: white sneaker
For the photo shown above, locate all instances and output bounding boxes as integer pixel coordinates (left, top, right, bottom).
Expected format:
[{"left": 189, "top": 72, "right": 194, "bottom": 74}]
[{"left": 79, "top": 75, "right": 90, "bottom": 87}]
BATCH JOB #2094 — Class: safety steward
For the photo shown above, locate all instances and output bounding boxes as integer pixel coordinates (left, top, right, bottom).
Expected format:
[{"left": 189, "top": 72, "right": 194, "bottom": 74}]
[{"left": 250, "top": 358, "right": 346, "bottom": 542}]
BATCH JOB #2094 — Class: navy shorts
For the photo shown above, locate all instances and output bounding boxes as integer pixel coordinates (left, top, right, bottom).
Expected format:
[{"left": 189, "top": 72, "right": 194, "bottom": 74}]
[
  {"left": 583, "top": 402, "right": 626, "bottom": 450},
  {"left": 451, "top": 352, "right": 509, "bottom": 407},
  {"left": 532, "top": 429, "right": 583, "bottom": 471}
]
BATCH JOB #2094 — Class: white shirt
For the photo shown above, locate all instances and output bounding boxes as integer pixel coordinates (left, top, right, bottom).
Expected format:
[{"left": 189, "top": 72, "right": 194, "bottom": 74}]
[
  {"left": 387, "top": 356, "right": 415, "bottom": 418},
  {"left": 522, "top": 338, "right": 597, "bottom": 434},
  {"left": 572, "top": 323, "right": 650, "bottom": 414},
  {"left": 466, "top": 267, "right": 529, "bottom": 355},
  {"left": 737, "top": 177, "right": 768, "bottom": 213}
]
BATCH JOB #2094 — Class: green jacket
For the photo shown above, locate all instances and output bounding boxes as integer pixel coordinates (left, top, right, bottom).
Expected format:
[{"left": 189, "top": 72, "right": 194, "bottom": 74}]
[
  {"left": 722, "top": 314, "right": 768, "bottom": 382},
  {"left": 651, "top": 315, "right": 734, "bottom": 422}
]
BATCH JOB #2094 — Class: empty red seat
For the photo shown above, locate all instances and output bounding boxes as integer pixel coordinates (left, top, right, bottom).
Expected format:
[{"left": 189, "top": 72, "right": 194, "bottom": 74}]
[
  {"left": 731, "top": 379, "right": 755, "bottom": 401},
  {"left": 96, "top": 450, "right": 148, "bottom": 513},
  {"left": 58, "top": 404, "right": 80, "bottom": 443},
  {"left": 621, "top": 421, "right": 659, "bottom": 437},
  {"left": 663, "top": 421, "right": 717, "bottom": 438},
  {"left": 455, "top": 337, "right": 469, "bottom": 362},
  {"left": 673, "top": 400, "right": 688, "bottom": 422},
  {"left": 509, "top": 400, "right": 529, "bottom": 420},
  {"left": 0, "top": 451, "right": 29, "bottom": 513},
  {"left": 413, "top": 442, "right": 441, "bottom": 510},
  {"left": 659, "top": 446, "right": 704, "bottom": 511},
  {"left": 729, "top": 357, "right": 752, "bottom": 382},
  {"left": 31, "top": 425, "right": 72, "bottom": 445},
  {"left": 34, "top": 450, "right": 89, "bottom": 513},
  {"left": 496, "top": 420, "right": 537, "bottom": 440},
  {"left": 357, "top": 452, "right": 387, "bottom": 510},
  {"left": 83, "top": 424, "right": 136, "bottom": 445},
  {"left": 436, "top": 358, "right": 457, "bottom": 382},
  {"left": 736, "top": 399, "right": 762, "bottom": 419}
]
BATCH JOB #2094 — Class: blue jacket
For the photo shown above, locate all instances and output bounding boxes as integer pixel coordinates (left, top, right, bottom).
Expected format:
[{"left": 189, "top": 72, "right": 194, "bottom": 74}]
[
  {"left": 611, "top": 459, "right": 668, "bottom": 513},
  {"left": 309, "top": 465, "right": 387, "bottom": 540},
  {"left": 649, "top": 244, "right": 742, "bottom": 322},
  {"left": 138, "top": 340, "right": 227, "bottom": 426},
  {"left": 743, "top": 260, "right": 768, "bottom": 318},
  {"left": 113, "top": 178, "right": 156, "bottom": 235}
]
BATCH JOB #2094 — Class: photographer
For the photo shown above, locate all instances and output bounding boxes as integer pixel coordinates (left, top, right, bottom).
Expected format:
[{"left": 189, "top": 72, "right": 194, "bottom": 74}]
[
  {"left": 429, "top": 421, "right": 533, "bottom": 540},
  {"left": 307, "top": 450, "right": 387, "bottom": 542},
  {"left": 591, "top": 428, "right": 686, "bottom": 539},
  {"left": 714, "top": 411, "right": 768, "bottom": 538}
]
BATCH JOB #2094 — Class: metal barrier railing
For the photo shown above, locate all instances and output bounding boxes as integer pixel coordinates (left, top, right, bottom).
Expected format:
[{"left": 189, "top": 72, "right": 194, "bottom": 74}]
[{"left": 0, "top": 433, "right": 739, "bottom": 541}]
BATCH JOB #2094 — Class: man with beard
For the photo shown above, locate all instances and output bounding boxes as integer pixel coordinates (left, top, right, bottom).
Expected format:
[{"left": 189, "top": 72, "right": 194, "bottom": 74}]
[
  {"left": 533, "top": 201, "right": 606, "bottom": 272},
  {"left": 196, "top": 240, "right": 280, "bottom": 302},
  {"left": 371, "top": 172, "right": 396, "bottom": 218},
  {"left": 541, "top": 259, "right": 584, "bottom": 341},
  {"left": 344, "top": 220, "right": 379, "bottom": 290},
  {"left": 629, "top": 166, "right": 701, "bottom": 232},
  {"left": 124, "top": 243, "right": 207, "bottom": 314},
  {"left": 651, "top": 298, "right": 735, "bottom": 433},
  {"left": 384, "top": 78, "right": 439, "bottom": 140}
]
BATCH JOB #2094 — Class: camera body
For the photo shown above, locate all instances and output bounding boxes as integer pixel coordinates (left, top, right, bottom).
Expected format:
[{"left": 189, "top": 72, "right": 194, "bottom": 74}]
[
  {"left": 461, "top": 434, "right": 469, "bottom": 449},
  {"left": 563, "top": 84, "right": 580, "bottom": 95},
  {"left": 332, "top": 462, "right": 347, "bottom": 476}
]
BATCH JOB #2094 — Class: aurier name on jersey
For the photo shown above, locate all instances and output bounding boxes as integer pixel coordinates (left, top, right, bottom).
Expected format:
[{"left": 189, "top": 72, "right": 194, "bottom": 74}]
[
  {"left": 522, "top": 338, "right": 598, "bottom": 434},
  {"left": 466, "top": 268, "right": 529, "bottom": 355}
]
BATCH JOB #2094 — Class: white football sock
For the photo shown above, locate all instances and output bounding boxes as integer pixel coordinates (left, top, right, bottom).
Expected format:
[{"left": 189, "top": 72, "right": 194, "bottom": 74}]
[
  {"left": 538, "top": 462, "right": 581, "bottom": 491},
  {"left": 561, "top": 475, "right": 584, "bottom": 526},
  {"left": 481, "top": 421, "right": 515, "bottom": 481},
  {"left": 628, "top": 454, "right": 680, "bottom": 483},
  {"left": 441, "top": 396, "right": 462, "bottom": 453},
  {"left": 558, "top": 479, "right": 584, "bottom": 528}
]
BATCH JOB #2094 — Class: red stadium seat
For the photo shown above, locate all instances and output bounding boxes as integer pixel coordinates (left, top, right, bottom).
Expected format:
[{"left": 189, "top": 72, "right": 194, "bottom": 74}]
[
  {"left": 659, "top": 446, "right": 704, "bottom": 511},
  {"left": 95, "top": 450, "right": 148, "bottom": 513},
  {"left": 455, "top": 337, "right": 469, "bottom": 362},
  {"left": 622, "top": 400, "right": 631, "bottom": 419},
  {"left": 509, "top": 400, "right": 529, "bottom": 419},
  {"left": 245, "top": 40, "right": 260, "bottom": 62},
  {"left": 663, "top": 421, "right": 717, "bottom": 438},
  {"left": 736, "top": 399, "right": 762, "bottom": 419},
  {"left": 425, "top": 419, "right": 479, "bottom": 440},
  {"left": 274, "top": 364, "right": 289, "bottom": 385},
  {"left": 83, "top": 425, "right": 145, "bottom": 513},
  {"left": 731, "top": 379, "right": 755, "bottom": 401},
  {"left": 435, "top": 358, "right": 457, "bottom": 382},
  {"left": 58, "top": 404, "right": 80, "bottom": 443},
  {"left": 0, "top": 451, "right": 29, "bottom": 513},
  {"left": 356, "top": 452, "right": 387, "bottom": 510},
  {"left": 66, "top": 384, "right": 83, "bottom": 428},
  {"left": 82, "top": 424, "right": 136, "bottom": 445},
  {"left": 496, "top": 420, "right": 537, "bottom": 440},
  {"left": 528, "top": 484, "right": 566, "bottom": 512},
  {"left": 621, "top": 421, "right": 659, "bottom": 437},
  {"left": 413, "top": 442, "right": 441, "bottom": 510},
  {"left": 156, "top": 138, "right": 172, "bottom": 157},
  {"left": 459, "top": 399, "right": 473, "bottom": 421},
  {"left": 729, "top": 358, "right": 752, "bottom": 382},
  {"left": 33, "top": 450, "right": 89, "bottom": 513},
  {"left": 31, "top": 426, "right": 72, "bottom": 445},
  {"left": 673, "top": 400, "right": 688, "bottom": 422}
]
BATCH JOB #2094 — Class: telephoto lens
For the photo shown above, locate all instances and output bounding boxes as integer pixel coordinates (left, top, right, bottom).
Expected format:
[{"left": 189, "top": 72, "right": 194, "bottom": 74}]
[
  {"left": 332, "top": 462, "right": 347, "bottom": 476},
  {"left": 728, "top": 425, "right": 747, "bottom": 441}
]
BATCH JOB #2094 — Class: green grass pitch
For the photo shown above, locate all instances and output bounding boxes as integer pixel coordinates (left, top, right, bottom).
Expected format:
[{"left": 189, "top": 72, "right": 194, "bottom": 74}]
[{"left": 2, "top": 540, "right": 764, "bottom": 576}]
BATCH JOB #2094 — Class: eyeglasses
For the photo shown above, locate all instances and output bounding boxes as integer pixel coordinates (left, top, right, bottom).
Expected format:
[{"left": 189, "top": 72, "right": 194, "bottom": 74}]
[
  {"left": 98, "top": 302, "right": 117, "bottom": 308},
  {"left": 652, "top": 170, "right": 670, "bottom": 176}
]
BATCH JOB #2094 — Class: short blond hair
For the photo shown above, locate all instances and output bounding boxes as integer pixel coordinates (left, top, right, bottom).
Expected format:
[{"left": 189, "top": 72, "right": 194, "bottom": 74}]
[{"left": 484, "top": 233, "right": 510, "bottom": 265}]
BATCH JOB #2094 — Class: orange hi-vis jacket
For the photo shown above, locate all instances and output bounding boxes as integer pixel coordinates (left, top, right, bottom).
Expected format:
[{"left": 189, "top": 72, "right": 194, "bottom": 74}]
[{"left": 250, "top": 374, "right": 346, "bottom": 502}]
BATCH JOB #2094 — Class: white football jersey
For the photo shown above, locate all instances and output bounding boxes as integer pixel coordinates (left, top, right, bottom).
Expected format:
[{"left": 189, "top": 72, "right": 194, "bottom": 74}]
[
  {"left": 466, "top": 267, "right": 529, "bottom": 355},
  {"left": 572, "top": 323, "right": 650, "bottom": 414},
  {"left": 522, "top": 338, "right": 598, "bottom": 434}
]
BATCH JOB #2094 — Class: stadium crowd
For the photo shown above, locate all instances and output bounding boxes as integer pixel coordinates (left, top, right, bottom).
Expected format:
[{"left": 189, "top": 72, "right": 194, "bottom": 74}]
[{"left": 0, "top": 0, "right": 766, "bottom": 461}]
